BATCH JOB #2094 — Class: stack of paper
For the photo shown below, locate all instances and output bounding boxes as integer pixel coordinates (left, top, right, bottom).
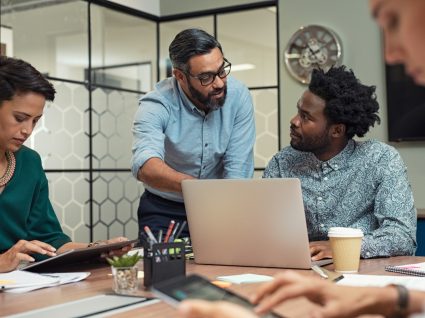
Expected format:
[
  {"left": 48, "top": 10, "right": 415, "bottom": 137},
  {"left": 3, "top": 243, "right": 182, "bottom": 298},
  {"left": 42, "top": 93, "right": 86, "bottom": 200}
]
[
  {"left": 0, "top": 271, "right": 90, "bottom": 293},
  {"left": 216, "top": 274, "right": 273, "bottom": 284}
]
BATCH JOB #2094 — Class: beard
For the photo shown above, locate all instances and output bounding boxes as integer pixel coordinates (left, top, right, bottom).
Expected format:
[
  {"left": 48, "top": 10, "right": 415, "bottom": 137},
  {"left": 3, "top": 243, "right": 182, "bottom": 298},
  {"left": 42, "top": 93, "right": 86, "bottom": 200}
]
[
  {"left": 188, "top": 81, "right": 227, "bottom": 111},
  {"left": 290, "top": 125, "right": 332, "bottom": 154}
]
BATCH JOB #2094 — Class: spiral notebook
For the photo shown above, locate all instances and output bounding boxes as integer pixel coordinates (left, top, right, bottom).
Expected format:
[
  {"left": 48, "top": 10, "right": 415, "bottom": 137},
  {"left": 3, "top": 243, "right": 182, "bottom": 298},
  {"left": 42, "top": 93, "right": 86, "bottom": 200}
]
[{"left": 385, "top": 261, "right": 425, "bottom": 276}]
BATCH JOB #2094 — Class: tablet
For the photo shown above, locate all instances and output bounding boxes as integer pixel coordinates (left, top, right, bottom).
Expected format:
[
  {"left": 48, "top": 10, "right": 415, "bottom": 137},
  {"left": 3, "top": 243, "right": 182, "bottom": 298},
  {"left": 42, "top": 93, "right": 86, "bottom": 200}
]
[
  {"left": 152, "top": 274, "right": 283, "bottom": 318},
  {"left": 21, "top": 239, "right": 139, "bottom": 273}
]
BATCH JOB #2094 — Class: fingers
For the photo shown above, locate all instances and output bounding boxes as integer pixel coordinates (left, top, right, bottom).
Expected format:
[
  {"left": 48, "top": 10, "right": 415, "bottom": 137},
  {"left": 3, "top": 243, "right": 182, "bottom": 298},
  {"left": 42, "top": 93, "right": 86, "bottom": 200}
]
[
  {"left": 178, "top": 300, "right": 256, "bottom": 318},
  {"left": 311, "top": 249, "right": 326, "bottom": 261},
  {"left": 106, "top": 237, "right": 128, "bottom": 244},
  {"left": 251, "top": 271, "right": 303, "bottom": 304},
  {"left": 252, "top": 271, "right": 325, "bottom": 316},
  {"left": 16, "top": 252, "right": 35, "bottom": 263},
  {"left": 15, "top": 240, "right": 57, "bottom": 257},
  {"left": 309, "top": 241, "right": 332, "bottom": 261},
  {"left": 178, "top": 300, "right": 217, "bottom": 318}
]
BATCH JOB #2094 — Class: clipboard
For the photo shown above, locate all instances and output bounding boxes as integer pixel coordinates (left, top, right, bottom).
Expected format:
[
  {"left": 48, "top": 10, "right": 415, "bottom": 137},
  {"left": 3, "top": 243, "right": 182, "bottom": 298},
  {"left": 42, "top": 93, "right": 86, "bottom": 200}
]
[{"left": 21, "top": 239, "right": 139, "bottom": 273}]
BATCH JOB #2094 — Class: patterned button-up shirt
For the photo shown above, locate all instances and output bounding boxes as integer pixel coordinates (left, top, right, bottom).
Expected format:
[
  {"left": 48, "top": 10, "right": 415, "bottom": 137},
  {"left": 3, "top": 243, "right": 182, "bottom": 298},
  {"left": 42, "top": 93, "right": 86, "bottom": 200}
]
[{"left": 263, "top": 139, "right": 417, "bottom": 258}]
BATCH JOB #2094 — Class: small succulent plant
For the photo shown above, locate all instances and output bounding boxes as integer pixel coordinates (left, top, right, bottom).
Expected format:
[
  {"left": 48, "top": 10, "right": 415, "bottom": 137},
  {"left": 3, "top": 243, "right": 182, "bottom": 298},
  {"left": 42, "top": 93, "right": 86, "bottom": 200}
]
[{"left": 107, "top": 253, "right": 142, "bottom": 268}]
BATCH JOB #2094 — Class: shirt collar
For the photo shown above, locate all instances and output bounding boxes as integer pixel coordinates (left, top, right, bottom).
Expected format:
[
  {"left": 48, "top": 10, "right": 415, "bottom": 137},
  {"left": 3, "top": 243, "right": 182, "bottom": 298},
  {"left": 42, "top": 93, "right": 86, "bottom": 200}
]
[
  {"left": 296, "top": 139, "right": 356, "bottom": 171},
  {"left": 323, "top": 139, "right": 356, "bottom": 171},
  {"left": 176, "top": 80, "right": 206, "bottom": 116}
]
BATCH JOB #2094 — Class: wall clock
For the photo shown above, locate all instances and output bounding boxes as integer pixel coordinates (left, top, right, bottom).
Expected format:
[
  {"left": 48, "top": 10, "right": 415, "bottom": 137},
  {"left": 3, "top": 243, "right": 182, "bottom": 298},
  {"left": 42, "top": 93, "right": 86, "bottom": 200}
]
[{"left": 284, "top": 25, "right": 343, "bottom": 84}]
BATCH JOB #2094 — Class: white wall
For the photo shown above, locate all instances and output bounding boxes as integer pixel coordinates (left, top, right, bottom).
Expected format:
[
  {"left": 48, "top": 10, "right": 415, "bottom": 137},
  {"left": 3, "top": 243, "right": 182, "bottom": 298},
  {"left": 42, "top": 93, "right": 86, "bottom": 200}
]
[{"left": 279, "top": 0, "right": 425, "bottom": 208}]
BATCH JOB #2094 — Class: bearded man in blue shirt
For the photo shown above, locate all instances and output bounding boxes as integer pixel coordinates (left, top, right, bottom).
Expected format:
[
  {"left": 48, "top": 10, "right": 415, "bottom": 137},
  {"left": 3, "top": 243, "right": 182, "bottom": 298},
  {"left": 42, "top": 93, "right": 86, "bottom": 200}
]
[
  {"left": 131, "top": 28, "right": 255, "bottom": 238},
  {"left": 264, "top": 66, "right": 416, "bottom": 260}
]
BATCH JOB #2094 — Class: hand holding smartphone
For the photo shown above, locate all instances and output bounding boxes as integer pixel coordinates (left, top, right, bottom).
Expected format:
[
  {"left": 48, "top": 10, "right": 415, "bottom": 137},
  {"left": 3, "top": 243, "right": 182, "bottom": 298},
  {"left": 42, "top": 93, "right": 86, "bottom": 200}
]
[{"left": 151, "top": 274, "right": 283, "bottom": 318}]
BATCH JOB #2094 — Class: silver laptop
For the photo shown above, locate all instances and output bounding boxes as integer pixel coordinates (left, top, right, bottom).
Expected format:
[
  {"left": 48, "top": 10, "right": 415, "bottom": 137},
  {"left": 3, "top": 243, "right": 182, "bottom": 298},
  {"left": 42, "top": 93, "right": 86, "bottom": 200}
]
[{"left": 182, "top": 178, "right": 332, "bottom": 269}]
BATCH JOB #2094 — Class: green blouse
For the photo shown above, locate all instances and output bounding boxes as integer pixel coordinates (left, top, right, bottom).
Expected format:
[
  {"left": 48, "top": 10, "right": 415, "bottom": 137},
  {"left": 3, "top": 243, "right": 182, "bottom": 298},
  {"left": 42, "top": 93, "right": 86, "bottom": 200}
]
[{"left": 0, "top": 146, "right": 71, "bottom": 255}]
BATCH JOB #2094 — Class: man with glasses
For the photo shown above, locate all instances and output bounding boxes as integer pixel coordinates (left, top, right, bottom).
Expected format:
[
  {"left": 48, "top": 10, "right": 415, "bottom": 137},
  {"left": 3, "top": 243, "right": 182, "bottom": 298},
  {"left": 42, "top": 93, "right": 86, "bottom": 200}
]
[{"left": 131, "top": 28, "right": 255, "bottom": 238}]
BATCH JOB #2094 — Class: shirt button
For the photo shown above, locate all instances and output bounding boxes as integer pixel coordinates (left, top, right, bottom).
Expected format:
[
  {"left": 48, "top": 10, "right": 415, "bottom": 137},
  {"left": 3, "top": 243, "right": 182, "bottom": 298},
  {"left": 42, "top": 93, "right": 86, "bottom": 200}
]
[
  {"left": 366, "top": 252, "right": 370, "bottom": 257},
  {"left": 323, "top": 177, "right": 328, "bottom": 181},
  {"left": 320, "top": 224, "right": 325, "bottom": 227},
  {"left": 318, "top": 197, "right": 322, "bottom": 201}
]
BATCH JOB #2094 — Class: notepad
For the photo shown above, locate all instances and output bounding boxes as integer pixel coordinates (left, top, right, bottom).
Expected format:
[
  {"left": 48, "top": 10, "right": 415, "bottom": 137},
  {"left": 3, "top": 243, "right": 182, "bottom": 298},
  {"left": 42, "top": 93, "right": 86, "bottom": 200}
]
[
  {"left": 385, "top": 261, "right": 425, "bottom": 277},
  {"left": 337, "top": 274, "right": 425, "bottom": 291}
]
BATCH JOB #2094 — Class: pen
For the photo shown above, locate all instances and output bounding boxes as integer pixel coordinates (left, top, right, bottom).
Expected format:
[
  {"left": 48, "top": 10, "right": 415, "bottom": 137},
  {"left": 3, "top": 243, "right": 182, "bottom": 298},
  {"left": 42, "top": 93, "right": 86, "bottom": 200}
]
[
  {"left": 157, "top": 229, "right": 163, "bottom": 243},
  {"left": 140, "top": 231, "right": 149, "bottom": 245},
  {"left": 144, "top": 226, "right": 158, "bottom": 244},
  {"left": 168, "top": 222, "right": 180, "bottom": 243},
  {"left": 311, "top": 265, "right": 328, "bottom": 279},
  {"left": 164, "top": 220, "right": 175, "bottom": 243},
  {"left": 174, "top": 220, "right": 187, "bottom": 240}
]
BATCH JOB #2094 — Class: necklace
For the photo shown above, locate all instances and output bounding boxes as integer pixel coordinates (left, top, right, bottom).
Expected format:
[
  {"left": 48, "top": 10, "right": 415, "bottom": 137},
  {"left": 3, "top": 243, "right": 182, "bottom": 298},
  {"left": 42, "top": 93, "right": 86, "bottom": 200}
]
[{"left": 0, "top": 151, "right": 16, "bottom": 187}]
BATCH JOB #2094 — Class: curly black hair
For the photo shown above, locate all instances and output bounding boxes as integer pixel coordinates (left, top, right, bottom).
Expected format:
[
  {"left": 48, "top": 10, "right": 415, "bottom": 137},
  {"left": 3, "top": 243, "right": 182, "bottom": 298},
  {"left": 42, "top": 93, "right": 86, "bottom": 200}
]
[{"left": 309, "top": 66, "right": 380, "bottom": 139}]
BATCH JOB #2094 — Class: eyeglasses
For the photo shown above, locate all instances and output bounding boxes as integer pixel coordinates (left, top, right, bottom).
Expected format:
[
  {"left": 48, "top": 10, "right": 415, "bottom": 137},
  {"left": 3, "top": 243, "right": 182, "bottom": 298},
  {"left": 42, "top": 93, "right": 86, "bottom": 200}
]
[{"left": 183, "top": 58, "right": 232, "bottom": 86}]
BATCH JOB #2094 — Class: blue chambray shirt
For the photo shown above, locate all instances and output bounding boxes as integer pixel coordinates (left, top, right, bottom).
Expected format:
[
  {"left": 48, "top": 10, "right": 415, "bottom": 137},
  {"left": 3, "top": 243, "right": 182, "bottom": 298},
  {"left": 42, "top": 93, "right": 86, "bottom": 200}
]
[
  {"left": 263, "top": 139, "right": 417, "bottom": 258},
  {"left": 131, "top": 76, "right": 255, "bottom": 202}
]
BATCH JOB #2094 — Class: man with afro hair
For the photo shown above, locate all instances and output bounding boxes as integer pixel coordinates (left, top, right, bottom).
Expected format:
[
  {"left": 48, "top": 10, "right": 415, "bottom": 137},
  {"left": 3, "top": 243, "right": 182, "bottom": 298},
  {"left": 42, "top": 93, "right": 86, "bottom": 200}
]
[{"left": 264, "top": 65, "right": 416, "bottom": 260}]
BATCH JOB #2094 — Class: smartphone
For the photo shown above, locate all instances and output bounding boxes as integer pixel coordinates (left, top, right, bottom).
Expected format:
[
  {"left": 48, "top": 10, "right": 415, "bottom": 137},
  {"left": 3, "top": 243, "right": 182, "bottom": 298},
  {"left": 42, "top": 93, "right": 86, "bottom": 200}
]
[{"left": 152, "top": 274, "right": 283, "bottom": 318}]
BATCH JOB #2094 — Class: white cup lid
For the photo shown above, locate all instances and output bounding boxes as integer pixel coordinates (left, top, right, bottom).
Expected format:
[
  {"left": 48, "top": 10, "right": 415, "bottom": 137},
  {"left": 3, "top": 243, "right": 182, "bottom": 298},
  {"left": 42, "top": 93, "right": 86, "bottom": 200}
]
[{"left": 328, "top": 227, "right": 364, "bottom": 238}]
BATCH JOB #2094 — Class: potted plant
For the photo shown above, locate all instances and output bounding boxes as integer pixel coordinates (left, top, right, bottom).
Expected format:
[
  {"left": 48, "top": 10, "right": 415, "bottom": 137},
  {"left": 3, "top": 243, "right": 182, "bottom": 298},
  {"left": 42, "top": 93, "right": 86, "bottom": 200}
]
[{"left": 107, "top": 253, "right": 142, "bottom": 294}]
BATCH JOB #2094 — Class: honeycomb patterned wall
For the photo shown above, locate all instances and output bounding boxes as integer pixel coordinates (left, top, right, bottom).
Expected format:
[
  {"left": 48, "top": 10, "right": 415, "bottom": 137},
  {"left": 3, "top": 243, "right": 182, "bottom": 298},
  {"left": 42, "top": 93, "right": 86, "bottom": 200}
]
[{"left": 28, "top": 80, "right": 145, "bottom": 241}]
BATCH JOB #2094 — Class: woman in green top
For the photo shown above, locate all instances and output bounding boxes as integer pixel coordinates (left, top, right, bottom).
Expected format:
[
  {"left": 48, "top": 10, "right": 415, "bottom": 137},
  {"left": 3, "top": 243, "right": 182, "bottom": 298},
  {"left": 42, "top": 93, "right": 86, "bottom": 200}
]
[{"left": 0, "top": 56, "right": 130, "bottom": 272}]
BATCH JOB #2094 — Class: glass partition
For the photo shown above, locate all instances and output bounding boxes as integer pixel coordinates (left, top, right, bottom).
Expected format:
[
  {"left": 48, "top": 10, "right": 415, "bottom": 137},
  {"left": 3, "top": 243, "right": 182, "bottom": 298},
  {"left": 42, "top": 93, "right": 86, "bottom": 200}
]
[
  {"left": 159, "top": 17, "right": 214, "bottom": 79},
  {"left": 90, "top": 4, "right": 157, "bottom": 92},
  {"left": 217, "top": 7, "right": 277, "bottom": 87},
  {"left": 1, "top": 0, "right": 88, "bottom": 81}
]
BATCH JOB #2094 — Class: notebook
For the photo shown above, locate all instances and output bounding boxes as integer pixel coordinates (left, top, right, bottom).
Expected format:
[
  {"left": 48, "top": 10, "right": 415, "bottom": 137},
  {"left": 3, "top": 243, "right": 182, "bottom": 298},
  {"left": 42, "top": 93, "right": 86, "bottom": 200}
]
[
  {"left": 385, "top": 262, "right": 425, "bottom": 276},
  {"left": 182, "top": 178, "right": 332, "bottom": 269}
]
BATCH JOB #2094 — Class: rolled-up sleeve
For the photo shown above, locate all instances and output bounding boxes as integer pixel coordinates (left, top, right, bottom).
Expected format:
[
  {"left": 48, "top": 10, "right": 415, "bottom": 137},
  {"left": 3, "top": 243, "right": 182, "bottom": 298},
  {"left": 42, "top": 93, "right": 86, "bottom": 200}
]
[{"left": 131, "top": 96, "right": 170, "bottom": 178}]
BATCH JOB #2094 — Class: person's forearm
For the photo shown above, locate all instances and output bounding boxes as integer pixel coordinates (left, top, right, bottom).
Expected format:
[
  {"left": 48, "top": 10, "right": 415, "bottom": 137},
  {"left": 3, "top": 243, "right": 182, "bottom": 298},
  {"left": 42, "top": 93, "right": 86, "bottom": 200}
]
[
  {"left": 361, "top": 230, "right": 416, "bottom": 258},
  {"left": 137, "top": 158, "right": 195, "bottom": 193},
  {"left": 408, "top": 290, "right": 425, "bottom": 315},
  {"left": 355, "top": 287, "right": 425, "bottom": 317},
  {"left": 57, "top": 242, "right": 88, "bottom": 254}
]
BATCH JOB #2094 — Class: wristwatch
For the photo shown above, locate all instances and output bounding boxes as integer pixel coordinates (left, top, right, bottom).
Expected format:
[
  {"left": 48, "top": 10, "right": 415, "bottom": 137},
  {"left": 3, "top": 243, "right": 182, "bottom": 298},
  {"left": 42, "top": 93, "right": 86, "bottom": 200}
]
[{"left": 390, "top": 284, "right": 409, "bottom": 318}]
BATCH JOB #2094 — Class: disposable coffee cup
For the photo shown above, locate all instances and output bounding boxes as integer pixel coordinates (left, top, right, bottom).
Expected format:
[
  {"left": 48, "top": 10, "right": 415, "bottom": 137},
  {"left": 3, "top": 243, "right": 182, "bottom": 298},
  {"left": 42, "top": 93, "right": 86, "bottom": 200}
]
[{"left": 328, "top": 227, "right": 363, "bottom": 273}]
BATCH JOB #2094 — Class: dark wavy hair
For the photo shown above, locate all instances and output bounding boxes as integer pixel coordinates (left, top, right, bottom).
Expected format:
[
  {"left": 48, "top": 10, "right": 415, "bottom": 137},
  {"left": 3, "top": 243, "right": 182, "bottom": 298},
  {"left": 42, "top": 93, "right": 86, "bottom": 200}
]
[
  {"left": 169, "top": 28, "right": 223, "bottom": 73},
  {"left": 0, "top": 56, "right": 55, "bottom": 104},
  {"left": 309, "top": 66, "right": 380, "bottom": 139}
]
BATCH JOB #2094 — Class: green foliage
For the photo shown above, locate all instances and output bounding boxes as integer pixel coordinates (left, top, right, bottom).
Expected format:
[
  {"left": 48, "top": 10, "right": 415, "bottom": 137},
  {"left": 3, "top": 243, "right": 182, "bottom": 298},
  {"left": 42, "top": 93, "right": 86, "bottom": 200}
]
[{"left": 106, "top": 252, "right": 142, "bottom": 267}]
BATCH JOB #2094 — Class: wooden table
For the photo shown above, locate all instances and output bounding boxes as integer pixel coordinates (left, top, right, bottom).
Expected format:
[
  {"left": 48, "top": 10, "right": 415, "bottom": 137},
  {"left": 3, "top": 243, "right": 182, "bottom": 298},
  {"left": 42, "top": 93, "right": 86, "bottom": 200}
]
[{"left": 1, "top": 256, "right": 424, "bottom": 317}]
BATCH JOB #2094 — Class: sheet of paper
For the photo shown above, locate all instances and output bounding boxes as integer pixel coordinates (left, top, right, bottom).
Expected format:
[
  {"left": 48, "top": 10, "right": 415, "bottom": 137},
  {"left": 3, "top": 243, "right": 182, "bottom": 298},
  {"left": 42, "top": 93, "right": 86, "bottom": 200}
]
[
  {"left": 216, "top": 274, "right": 273, "bottom": 284},
  {"left": 5, "top": 272, "right": 90, "bottom": 293},
  {"left": 337, "top": 274, "right": 425, "bottom": 291},
  {"left": 0, "top": 271, "right": 59, "bottom": 289}
]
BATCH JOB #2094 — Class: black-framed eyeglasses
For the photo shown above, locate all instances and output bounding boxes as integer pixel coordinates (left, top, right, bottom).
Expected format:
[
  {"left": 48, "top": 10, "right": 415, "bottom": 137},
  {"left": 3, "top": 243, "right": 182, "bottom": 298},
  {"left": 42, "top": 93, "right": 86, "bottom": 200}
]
[{"left": 183, "top": 58, "right": 232, "bottom": 86}]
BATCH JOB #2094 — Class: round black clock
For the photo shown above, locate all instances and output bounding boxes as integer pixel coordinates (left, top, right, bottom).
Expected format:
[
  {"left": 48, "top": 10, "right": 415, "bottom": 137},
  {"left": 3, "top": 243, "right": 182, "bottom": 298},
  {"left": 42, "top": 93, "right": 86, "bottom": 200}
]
[{"left": 284, "top": 25, "right": 343, "bottom": 84}]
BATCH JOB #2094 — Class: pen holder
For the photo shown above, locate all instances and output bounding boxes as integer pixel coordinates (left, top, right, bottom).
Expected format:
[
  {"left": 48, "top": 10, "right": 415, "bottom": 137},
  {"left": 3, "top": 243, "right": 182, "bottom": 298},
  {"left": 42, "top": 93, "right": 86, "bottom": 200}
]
[{"left": 143, "top": 242, "right": 186, "bottom": 288}]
